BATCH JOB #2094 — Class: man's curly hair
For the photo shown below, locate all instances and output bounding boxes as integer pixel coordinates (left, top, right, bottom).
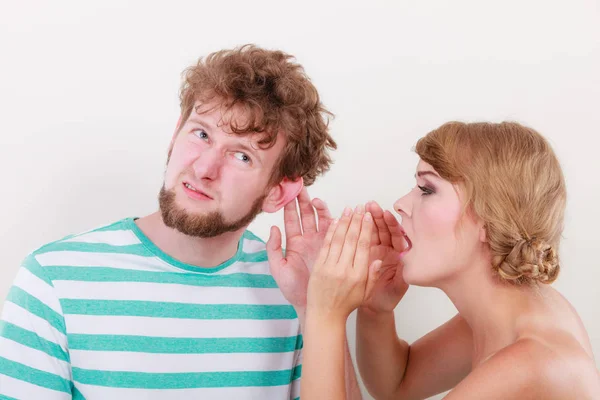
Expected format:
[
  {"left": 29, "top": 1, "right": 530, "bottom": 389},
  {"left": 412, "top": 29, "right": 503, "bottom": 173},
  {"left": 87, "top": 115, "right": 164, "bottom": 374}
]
[{"left": 179, "top": 44, "right": 336, "bottom": 186}]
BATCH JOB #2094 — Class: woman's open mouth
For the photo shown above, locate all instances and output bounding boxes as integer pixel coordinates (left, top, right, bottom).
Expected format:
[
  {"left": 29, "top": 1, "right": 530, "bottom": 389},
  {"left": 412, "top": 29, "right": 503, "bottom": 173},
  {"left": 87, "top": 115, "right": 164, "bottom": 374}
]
[{"left": 400, "top": 229, "right": 412, "bottom": 256}]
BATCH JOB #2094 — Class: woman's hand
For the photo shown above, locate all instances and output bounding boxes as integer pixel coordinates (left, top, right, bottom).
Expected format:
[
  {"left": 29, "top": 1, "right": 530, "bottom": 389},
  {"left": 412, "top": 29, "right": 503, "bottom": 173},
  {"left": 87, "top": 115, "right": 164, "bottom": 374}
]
[
  {"left": 306, "top": 205, "right": 382, "bottom": 322},
  {"left": 360, "top": 201, "right": 409, "bottom": 314}
]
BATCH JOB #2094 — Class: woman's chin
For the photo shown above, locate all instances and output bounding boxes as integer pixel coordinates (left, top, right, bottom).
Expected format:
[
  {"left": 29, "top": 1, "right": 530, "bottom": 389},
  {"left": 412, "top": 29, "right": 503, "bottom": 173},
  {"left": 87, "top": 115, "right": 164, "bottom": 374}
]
[{"left": 402, "top": 261, "right": 438, "bottom": 287}]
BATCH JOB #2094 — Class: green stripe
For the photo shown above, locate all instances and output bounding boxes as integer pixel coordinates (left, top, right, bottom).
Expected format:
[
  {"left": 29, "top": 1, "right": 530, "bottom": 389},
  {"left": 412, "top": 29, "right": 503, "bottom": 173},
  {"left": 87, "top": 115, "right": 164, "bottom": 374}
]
[
  {"left": 92, "top": 220, "right": 129, "bottom": 232},
  {"left": 72, "top": 387, "right": 86, "bottom": 400},
  {"left": 6, "top": 287, "right": 66, "bottom": 334},
  {"left": 0, "top": 395, "right": 19, "bottom": 400},
  {"left": 68, "top": 334, "right": 302, "bottom": 353},
  {"left": 61, "top": 299, "right": 296, "bottom": 320},
  {"left": 243, "top": 230, "right": 265, "bottom": 244},
  {"left": 72, "top": 366, "right": 301, "bottom": 389},
  {"left": 21, "top": 255, "right": 53, "bottom": 287},
  {"left": 35, "top": 242, "right": 149, "bottom": 256},
  {"left": 296, "top": 334, "right": 304, "bottom": 350},
  {"left": 45, "top": 266, "right": 278, "bottom": 288},
  {"left": 0, "top": 356, "right": 71, "bottom": 393},
  {"left": 0, "top": 321, "right": 69, "bottom": 362},
  {"left": 292, "top": 364, "right": 302, "bottom": 380},
  {"left": 239, "top": 250, "right": 268, "bottom": 263}
]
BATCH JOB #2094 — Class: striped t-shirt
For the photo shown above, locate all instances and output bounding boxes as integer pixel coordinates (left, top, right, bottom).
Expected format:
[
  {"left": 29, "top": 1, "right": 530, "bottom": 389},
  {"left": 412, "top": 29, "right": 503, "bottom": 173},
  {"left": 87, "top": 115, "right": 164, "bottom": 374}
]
[{"left": 0, "top": 218, "right": 302, "bottom": 399}]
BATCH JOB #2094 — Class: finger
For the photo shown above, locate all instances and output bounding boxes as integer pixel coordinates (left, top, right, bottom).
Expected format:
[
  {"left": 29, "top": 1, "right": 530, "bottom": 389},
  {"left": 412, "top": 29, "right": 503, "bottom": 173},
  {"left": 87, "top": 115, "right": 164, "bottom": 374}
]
[
  {"left": 312, "top": 198, "right": 333, "bottom": 234},
  {"left": 352, "top": 211, "right": 374, "bottom": 279},
  {"left": 266, "top": 226, "right": 285, "bottom": 273},
  {"left": 283, "top": 198, "right": 302, "bottom": 238},
  {"left": 297, "top": 187, "right": 318, "bottom": 234},
  {"left": 383, "top": 210, "right": 406, "bottom": 252},
  {"left": 369, "top": 201, "right": 392, "bottom": 247},
  {"left": 366, "top": 202, "right": 380, "bottom": 246},
  {"left": 313, "top": 217, "right": 339, "bottom": 270},
  {"left": 364, "top": 259, "right": 383, "bottom": 301},
  {"left": 337, "top": 205, "right": 367, "bottom": 270},
  {"left": 325, "top": 206, "right": 354, "bottom": 266}
]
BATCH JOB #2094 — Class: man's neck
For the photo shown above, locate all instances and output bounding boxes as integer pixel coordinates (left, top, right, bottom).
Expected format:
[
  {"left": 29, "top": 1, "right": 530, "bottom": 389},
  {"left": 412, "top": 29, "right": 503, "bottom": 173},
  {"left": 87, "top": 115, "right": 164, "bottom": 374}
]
[{"left": 135, "top": 212, "right": 246, "bottom": 268}]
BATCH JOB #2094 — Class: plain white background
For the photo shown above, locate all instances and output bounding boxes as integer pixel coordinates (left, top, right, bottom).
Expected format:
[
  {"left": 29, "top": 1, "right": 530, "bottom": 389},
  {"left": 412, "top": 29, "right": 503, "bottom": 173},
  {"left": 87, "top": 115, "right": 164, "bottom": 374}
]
[{"left": 1, "top": 1, "right": 598, "bottom": 398}]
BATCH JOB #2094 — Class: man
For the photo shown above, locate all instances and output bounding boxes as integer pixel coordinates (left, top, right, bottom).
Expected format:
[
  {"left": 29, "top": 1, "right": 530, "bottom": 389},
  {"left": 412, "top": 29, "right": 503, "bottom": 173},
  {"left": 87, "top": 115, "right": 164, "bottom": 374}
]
[{"left": 0, "top": 45, "right": 360, "bottom": 399}]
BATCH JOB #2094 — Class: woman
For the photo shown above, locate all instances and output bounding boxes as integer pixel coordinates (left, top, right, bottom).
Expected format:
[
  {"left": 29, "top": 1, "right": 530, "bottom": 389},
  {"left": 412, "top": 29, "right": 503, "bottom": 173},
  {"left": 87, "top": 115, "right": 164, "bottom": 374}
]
[{"left": 301, "top": 122, "right": 600, "bottom": 399}]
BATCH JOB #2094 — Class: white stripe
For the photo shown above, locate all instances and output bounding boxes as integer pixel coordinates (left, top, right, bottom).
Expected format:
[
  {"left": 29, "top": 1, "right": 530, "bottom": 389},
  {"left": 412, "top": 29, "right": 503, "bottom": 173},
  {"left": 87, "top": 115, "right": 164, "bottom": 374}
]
[
  {"left": 291, "top": 375, "right": 301, "bottom": 399},
  {"left": 65, "top": 315, "right": 299, "bottom": 338},
  {"left": 1, "top": 302, "right": 67, "bottom": 348},
  {"left": 243, "top": 238, "right": 266, "bottom": 254},
  {"left": 13, "top": 267, "right": 63, "bottom": 315},
  {"left": 73, "top": 383, "right": 292, "bottom": 399},
  {"left": 53, "top": 281, "right": 288, "bottom": 305},
  {"left": 0, "top": 336, "right": 71, "bottom": 380},
  {"left": 70, "top": 350, "right": 295, "bottom": 373},
  {"left": 70, "top": 220, "right": 126, "bottom": 236},
  {"left": 0, "top": 375, "right": 71, "bottom": 400},
  {"left": 63, "top": 230, "right": 141, "bottom": 246},
  {"left": 214, "top": 260, "right": 271, "bottom": 275},
  {"left": 35, "top": 251, "right": 174, "bottom": 272}
]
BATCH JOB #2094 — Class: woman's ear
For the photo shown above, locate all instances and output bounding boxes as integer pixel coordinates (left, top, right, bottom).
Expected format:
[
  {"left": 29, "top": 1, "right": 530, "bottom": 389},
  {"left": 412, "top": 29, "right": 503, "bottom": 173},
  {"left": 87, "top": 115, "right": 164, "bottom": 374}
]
[{"left": 479, "top": 223, "right": 487, "bottom": 243}]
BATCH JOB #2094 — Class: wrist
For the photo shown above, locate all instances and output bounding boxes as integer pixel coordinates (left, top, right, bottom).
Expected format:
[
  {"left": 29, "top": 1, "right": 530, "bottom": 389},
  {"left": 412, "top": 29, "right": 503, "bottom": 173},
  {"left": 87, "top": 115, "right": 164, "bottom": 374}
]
[
  {"left": 305, "top": 306, "right": 349, "bottom": 328},
  {"left": 357, "top": 306, "right": 395, "bottom": 321}
]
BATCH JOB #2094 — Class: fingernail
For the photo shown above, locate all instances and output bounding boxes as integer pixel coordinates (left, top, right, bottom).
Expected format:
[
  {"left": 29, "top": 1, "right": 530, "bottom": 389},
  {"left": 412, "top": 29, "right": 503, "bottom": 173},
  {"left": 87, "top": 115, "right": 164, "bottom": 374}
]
[
  {"left": 364, "top": 212, "right": 372, "bottom": 222},
  {"left": 343, "top": 207, "right": 352, "bottom": 216},
  {"left": 355, "top": 204, "right": 365, "bottom": 214}
]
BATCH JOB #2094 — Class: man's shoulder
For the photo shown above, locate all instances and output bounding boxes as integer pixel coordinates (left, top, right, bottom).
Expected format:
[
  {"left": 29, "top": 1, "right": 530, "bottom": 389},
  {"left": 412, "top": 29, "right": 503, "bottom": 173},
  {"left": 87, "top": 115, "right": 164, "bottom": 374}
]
[{"left": 26, "top": 218, "right": 137, "bottom": 264}]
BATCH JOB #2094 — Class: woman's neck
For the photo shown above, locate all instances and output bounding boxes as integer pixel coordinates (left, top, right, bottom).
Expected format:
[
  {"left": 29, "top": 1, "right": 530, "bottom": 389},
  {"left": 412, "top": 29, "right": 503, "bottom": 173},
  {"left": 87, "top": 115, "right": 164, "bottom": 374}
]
[{"left": 438, "top": 255, "right": 544, "bottom": 367}]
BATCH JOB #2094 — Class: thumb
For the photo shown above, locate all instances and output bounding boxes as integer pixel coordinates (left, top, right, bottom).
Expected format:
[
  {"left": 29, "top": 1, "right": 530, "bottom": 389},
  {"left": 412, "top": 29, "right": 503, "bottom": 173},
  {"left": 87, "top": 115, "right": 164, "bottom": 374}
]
[
  {"left": 266, "top": 226, "right": 285, "bottom": 273},
  {"left": 364, "top": 260, "right": 383, "bottom": 301}
]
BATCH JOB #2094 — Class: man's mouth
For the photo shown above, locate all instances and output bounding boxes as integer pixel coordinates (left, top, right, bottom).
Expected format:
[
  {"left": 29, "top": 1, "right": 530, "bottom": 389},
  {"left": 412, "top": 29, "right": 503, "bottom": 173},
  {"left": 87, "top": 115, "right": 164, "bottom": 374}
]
[{"left": 182, "top": 182, "right": 213, "bottom": 200}]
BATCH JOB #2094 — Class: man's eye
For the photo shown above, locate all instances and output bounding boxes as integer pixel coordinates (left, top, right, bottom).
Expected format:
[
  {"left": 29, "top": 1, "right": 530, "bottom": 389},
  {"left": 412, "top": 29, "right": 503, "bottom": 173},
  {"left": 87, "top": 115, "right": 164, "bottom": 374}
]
[
  {"left": 193, "top": 129, "right": 208, "bottom": 140},
  {"left": 234, "top": 152, "right": 251, "bottom": 164}
]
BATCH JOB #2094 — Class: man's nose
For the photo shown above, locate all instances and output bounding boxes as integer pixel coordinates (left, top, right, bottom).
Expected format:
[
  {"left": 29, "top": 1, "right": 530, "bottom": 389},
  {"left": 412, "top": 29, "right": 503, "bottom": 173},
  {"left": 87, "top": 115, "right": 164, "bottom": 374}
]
[{"left": 191, "top": 147, "right": 222, "bottom": 181}]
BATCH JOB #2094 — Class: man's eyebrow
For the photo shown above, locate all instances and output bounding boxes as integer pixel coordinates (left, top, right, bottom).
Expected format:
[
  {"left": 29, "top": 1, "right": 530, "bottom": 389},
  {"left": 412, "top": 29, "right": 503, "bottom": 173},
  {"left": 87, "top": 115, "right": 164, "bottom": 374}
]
[
  {"left": 235, "top": 141, "right": 261, "bottom": 158},
  {"left": 187, "top": 117, "right": 213, "bottom": 134}
]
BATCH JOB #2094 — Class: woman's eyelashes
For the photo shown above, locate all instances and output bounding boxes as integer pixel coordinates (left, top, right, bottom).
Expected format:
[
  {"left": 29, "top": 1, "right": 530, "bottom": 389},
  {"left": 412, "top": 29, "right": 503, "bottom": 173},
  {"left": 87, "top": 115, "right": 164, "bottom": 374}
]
[{"left": 418, "top": 185, "right": 434, "bottom": 196}]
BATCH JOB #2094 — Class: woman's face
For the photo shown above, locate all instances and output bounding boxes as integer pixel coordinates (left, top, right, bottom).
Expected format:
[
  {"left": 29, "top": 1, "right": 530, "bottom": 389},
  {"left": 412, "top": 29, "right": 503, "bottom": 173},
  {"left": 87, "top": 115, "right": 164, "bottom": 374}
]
[{"left": 394, "top": 160, "right": 485, "bottom": 287}]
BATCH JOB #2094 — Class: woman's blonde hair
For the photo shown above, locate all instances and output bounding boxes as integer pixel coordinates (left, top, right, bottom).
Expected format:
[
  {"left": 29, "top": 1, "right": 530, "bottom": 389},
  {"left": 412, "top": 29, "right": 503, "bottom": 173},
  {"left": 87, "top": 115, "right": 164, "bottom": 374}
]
[{"left": 416, "top": 122, "right": 566, "bottom": 285}]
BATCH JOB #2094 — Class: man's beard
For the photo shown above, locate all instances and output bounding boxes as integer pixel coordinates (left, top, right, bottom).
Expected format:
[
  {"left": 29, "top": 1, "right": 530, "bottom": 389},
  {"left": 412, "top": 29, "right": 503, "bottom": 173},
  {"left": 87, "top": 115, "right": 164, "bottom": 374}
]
[{"left": 158, "top": 185, "right": 266, "bottom": 238}]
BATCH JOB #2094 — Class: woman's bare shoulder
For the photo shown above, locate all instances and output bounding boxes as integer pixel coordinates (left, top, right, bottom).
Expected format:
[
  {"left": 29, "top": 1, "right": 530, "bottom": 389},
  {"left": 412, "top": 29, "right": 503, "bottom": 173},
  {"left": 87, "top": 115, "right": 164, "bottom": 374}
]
[{"left": 445, "top": 336, "right": 600, "bottom": 399}]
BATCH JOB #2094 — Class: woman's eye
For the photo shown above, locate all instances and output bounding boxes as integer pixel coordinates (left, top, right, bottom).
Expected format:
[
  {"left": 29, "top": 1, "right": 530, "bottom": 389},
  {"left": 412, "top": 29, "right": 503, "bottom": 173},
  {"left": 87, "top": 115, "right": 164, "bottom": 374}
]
[
  {"left": 418, "top": 185, "right": 434, "bottom": 195},
  {"left": 193, "top": 129, "right": 209, "bottom": 140},
  {"left": 234, "top": 152, "right": 251, "bottom": 164}
]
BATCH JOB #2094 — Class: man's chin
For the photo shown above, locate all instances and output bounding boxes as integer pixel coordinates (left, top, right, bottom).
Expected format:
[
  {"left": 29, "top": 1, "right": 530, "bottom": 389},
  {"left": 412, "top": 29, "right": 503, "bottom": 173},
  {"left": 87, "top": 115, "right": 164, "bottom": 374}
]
[{"left": 158, "top": 185, "right": 266, "bottom": 238}]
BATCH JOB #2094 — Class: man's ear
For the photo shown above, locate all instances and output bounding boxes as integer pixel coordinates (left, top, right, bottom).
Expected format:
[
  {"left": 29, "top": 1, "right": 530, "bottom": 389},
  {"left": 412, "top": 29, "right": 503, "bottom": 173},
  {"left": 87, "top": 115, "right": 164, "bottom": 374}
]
[{"left": 262, "top": 177, "right": 304, "bottom": 213}]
